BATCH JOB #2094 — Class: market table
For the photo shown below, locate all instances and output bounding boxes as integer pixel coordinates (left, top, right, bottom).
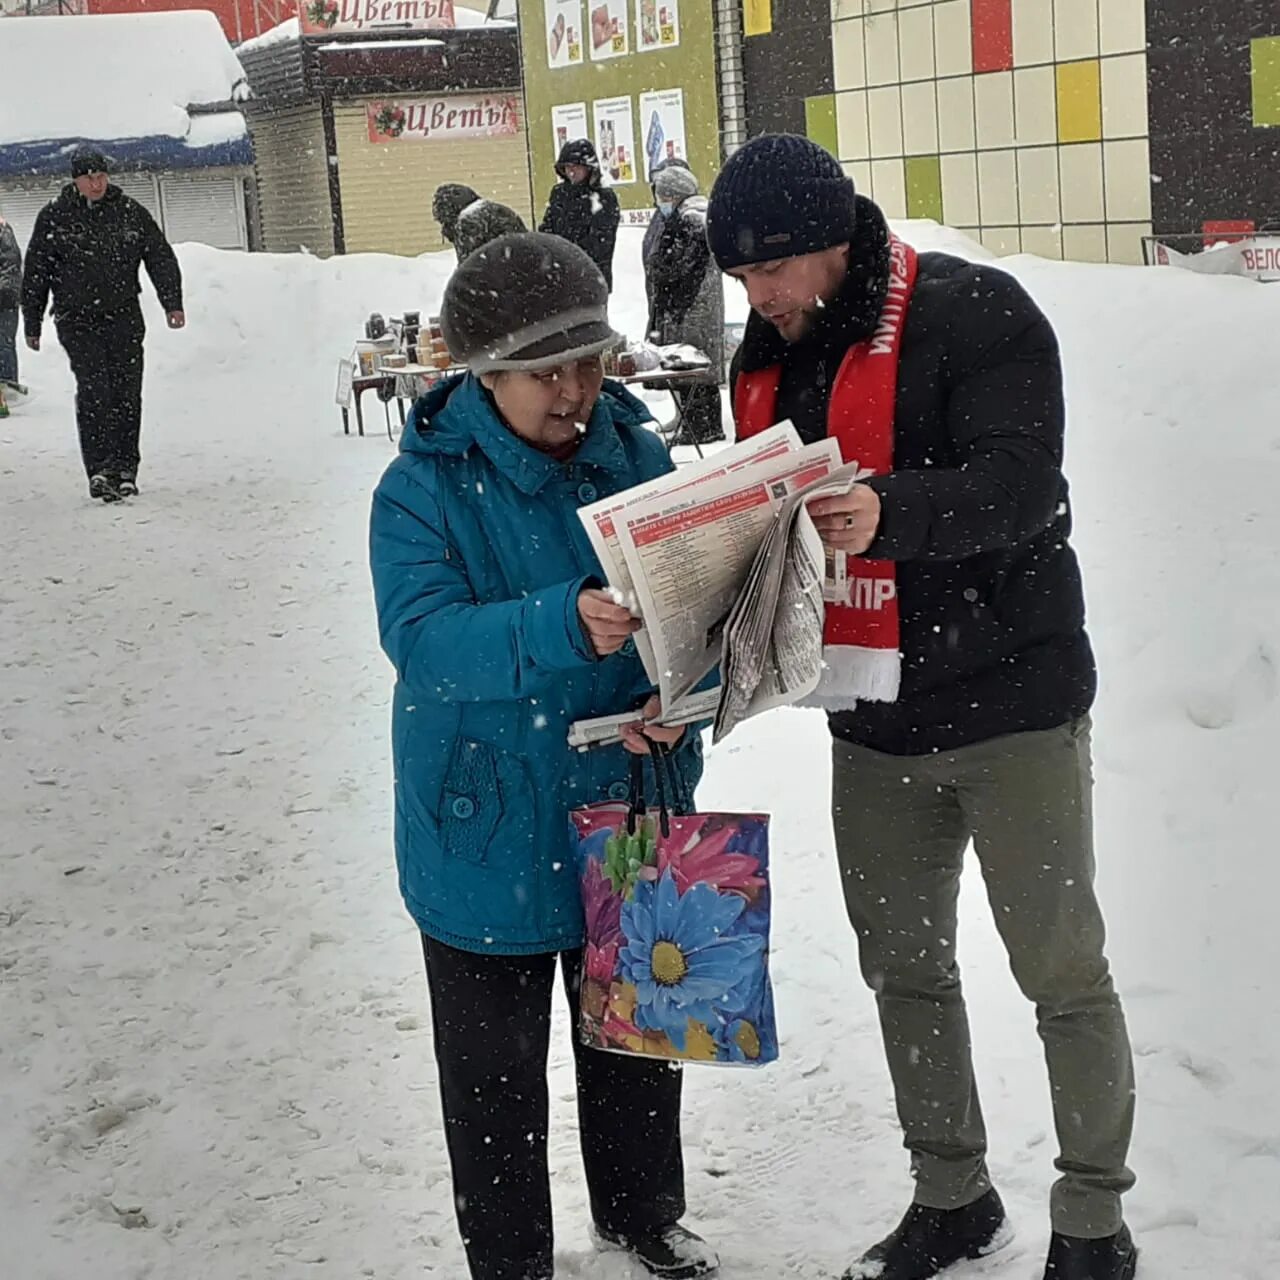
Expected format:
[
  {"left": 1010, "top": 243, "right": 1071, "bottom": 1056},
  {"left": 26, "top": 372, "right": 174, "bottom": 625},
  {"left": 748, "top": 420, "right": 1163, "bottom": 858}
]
[
  {"left": 340, "top": 363, "right": 463, "bottom": 439},
  {"left": 614, "top": 366, "right": 721, "bottom": 460}
]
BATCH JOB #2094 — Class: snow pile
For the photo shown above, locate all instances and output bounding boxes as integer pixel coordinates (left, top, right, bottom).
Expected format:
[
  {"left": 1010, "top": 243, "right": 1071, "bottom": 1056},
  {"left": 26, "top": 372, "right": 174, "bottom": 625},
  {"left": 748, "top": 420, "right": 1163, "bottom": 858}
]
[
  {"left": 0, "top": 12, "right": 249, "bottom": 147},
  {"left": 1, "top": 228, "right": 1279, "bottom": 1278}
]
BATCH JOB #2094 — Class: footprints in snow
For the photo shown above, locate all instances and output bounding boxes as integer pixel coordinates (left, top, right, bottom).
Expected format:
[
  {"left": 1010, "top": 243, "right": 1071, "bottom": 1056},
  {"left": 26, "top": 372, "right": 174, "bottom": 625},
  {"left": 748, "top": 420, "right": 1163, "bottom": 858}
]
[{"left": 1184, "top": 643, "right": 1276, "bottom": 730}]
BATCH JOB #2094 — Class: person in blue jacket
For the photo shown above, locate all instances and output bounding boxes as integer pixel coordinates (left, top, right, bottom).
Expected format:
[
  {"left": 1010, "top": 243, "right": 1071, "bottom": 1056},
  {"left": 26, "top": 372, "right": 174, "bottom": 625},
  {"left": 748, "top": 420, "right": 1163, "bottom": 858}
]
[{"left": 369, "top": 233, "right": 719, "bottom": 1280}]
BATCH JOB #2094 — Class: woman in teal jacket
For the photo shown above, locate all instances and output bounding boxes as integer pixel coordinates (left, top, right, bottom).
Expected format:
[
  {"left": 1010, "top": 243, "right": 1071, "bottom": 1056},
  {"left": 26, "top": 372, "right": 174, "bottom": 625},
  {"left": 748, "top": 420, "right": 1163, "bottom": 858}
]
[{"left": 369, "top": 234, "right": 718, "bottom": 1280}]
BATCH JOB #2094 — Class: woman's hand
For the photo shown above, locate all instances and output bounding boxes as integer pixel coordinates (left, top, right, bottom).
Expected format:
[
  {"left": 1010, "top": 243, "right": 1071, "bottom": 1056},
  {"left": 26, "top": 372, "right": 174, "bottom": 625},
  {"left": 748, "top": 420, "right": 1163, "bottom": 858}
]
[
  {"left": 578, "top": 588, "right": 640, "bottom": 657},
  {"left": 620, "top": 695, "right": 685, "bottom": 755},
  {"left": 807, "top": 485, "right": 882, "bottom": 556}
]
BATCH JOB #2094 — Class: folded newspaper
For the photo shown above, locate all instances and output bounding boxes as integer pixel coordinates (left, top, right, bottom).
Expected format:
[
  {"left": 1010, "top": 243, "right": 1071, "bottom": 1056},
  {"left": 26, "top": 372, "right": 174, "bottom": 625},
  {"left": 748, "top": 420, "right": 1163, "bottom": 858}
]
[{"left": 570, "top": 423, "right": 865, "bottom": 749}]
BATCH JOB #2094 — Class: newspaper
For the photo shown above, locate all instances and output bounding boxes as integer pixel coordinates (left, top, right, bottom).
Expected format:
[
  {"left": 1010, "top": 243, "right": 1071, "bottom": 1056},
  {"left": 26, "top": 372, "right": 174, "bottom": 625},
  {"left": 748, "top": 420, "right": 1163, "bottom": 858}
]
[
  {"left": 712, "top": 461, "right": 866, "bottom": 742},
  {"left": 569, "top": 423, "right": 874, "bottom": 751},
  {"left": 578, "top": 421, "right": 803, "bottom": 687},
  {"left": 609, "top": 439, "right": 844, "bottom": 712},
  {"left": 567, "top": 687, "right": 722, "bottom": 752}
]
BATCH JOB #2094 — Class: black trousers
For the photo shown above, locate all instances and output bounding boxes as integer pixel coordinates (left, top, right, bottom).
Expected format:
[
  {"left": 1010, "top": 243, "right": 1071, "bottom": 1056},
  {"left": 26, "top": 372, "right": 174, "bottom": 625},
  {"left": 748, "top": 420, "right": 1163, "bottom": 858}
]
[
  {"left": 56, "top": 303, "right": 145, "bottom": 480},
  {"left": 423, "top": 935, "right": 686, "bottom": 1280}
]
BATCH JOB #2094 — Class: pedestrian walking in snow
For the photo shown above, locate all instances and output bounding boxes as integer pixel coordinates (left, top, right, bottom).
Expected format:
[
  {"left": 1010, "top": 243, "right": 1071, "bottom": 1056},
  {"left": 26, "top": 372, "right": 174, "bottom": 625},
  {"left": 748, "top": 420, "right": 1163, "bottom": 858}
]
[
  {"left": 708, "top": 135, "right": 1138, "bottom": 1280},
  {"left": 21, "top": 148, "right": 184, "bottom": 503},
  {"left": 644, "top": 164, "right": 725, "bottom": 445},
  {"left": 0, "top": 208, "right": 23, "bottom": 419},
  {"left": 539, "top": 139, "right": 621, "bottom": 291},
  {"left": 369, "top": 232, "right": 718, "bottom": 1280}
]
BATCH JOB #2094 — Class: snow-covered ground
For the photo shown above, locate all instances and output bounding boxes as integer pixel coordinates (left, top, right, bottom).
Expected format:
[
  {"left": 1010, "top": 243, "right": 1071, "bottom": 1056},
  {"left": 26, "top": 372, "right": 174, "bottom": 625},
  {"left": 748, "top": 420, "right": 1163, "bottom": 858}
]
[{"left": 3, "top": 226, "right": 1280, "bottom": 1279}]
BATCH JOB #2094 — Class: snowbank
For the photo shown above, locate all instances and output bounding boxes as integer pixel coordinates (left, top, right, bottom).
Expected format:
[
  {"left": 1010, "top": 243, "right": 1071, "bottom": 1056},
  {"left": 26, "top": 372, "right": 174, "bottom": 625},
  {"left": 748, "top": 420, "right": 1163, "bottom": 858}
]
[
  {"left": 2, "top": 227, "right": 1279, "bottom": 1278},
  {"left": 0, "top": 12, "right": 248, "bottom": 147}
]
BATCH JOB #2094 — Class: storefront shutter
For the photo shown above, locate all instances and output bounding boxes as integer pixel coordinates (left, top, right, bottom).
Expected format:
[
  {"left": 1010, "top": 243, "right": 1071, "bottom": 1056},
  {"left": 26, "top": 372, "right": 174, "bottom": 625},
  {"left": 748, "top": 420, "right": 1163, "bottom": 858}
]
[{"left": 159, "top": 174, "right": 248, "bottom": 248}]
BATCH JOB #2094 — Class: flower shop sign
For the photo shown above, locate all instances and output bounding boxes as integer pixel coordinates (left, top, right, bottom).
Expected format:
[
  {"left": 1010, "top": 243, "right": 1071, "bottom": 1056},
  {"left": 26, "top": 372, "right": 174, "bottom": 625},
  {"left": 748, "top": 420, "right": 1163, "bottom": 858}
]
[
  {"left": 367, "top": 96, "right": 521, "bottom": 144},
  {"left": 302, "top": 0, "right": 454, "bottom": 35}
]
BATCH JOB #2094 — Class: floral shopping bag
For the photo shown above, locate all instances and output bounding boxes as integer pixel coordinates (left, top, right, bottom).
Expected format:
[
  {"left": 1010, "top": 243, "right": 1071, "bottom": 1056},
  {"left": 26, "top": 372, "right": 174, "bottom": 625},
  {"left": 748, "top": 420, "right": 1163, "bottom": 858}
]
[{"left": 571, "top": 747, "right": 777, "bottom": 1067}]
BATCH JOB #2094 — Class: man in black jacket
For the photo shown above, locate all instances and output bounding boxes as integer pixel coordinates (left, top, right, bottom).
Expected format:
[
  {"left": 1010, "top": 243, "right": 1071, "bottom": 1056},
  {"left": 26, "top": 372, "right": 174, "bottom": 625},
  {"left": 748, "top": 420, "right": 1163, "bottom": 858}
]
[
  {"left": 22, "top": 148, "right": 185, "bottom": 503},
  {"left": 0, "top": 211, "right": 22, "bottom": 417},
  {"left": 708, "top": 135, "right": 1137, "bottom": 1280},
  {"left": 538, "top": 139, "right": 620, "bottom": 291}
]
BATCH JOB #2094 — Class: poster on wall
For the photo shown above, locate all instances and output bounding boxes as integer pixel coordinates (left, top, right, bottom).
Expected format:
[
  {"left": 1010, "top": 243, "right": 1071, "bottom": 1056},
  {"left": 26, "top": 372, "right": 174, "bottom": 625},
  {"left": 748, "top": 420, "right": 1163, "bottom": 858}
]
[
  {"left": 588, "top": 0, "right": 628, "bottom": 60},
  {"left": 301, "top": 0, "right": 454, "bottom": 35},
  {"left": 592, "top": 95, "right": 638, "bottom": 185},
  {"left": 743, "top": 0, "right": 771, "bottom": 38},
  {"left": 551, "top": 102, "right": 590, "bottom": 160},
  {"left": 637, "top": 0, "right": 679, "bottom": 51},
  {"left": 367, "top": 96, "right": 521, "bottom": 143},
  {"left": 638, "top": 88, "right": 688, "bottom": 180},
  {"left": 544, "top": 0, "right": 584, "bottom": 69}
]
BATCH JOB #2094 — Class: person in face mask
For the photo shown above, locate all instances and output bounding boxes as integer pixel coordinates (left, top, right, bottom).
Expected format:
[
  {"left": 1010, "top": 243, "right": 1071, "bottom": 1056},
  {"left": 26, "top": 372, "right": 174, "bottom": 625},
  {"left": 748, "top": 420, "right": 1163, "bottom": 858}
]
[{"left": 643, "top": 164, "right": 725, "bottom": 446}]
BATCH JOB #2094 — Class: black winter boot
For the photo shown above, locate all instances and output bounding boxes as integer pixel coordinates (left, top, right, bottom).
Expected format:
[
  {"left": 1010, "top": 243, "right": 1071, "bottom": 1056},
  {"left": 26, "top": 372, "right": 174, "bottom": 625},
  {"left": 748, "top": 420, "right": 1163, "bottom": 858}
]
[
  {"left": 592, "top": 1222, "right": 719, "bottom": 1278},
  {"left": 843, "top": 1189, "right": 1011, "bottom": 1280},
  {"left": 89, "top": 473, "right": 123, "bottom": 503},
  {"left": 1043, "top": 1225, "right": 1138, "bottom": 1279}
]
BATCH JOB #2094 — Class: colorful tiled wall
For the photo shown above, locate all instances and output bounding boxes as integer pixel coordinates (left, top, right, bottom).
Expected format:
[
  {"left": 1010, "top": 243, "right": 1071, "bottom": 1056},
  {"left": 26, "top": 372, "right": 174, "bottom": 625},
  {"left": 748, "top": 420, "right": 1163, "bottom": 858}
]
[
  {"left": 1146, "top": 1, "right": 1280, "bottom": 244},
  {"left": 831, "top": 0, "right": 1152, "bottom": 263}
]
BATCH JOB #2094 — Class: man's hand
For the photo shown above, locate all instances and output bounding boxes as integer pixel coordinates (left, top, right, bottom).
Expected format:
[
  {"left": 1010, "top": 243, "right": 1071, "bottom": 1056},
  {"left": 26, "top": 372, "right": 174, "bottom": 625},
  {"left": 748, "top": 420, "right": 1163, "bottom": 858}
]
[
  {"left": 578, "top": 588, "right": 640, "bottom": 657},
  {"left": 167, "top": 311, "right": 186, "bottom": 330},
  {"left": 807, "top": 484, "right": 882, "bottom": 556},
  {"left": 25, "top": 334, "right": 39, "bottom": 352},
  {"left": 620, "top": 694, "right": 685, "bottom": 755}
]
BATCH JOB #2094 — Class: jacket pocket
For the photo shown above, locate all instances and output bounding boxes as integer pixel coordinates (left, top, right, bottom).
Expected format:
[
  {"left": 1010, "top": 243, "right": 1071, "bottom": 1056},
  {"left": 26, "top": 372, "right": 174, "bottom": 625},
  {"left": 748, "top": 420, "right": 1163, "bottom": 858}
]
[{"left": 439, "top": 738, "right": 504, "bottom": 865}]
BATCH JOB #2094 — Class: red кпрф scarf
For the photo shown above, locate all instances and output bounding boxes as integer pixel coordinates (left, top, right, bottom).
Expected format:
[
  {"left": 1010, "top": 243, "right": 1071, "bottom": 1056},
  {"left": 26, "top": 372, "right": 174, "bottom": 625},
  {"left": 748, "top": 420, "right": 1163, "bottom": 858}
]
[{"left": 733, "top": 235, "right": 919, "bottom": 708}]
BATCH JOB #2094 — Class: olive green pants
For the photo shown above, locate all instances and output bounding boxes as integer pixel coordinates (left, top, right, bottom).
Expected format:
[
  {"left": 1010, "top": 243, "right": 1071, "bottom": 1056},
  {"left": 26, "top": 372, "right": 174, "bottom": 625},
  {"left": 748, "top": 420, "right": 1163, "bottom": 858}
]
[{"left": 831, "top": 719, "right": 1135, "bottom": 1237}]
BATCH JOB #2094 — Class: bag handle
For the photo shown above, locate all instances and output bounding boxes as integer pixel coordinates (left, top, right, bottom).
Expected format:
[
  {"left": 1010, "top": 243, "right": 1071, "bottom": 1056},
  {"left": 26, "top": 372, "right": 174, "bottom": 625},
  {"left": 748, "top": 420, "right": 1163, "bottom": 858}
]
[
  {"left": 626, "top": 750, "right": 647, "bottom": 835},
  {"left": 626, "top": 737, "right": 690, "bottom": 838}
]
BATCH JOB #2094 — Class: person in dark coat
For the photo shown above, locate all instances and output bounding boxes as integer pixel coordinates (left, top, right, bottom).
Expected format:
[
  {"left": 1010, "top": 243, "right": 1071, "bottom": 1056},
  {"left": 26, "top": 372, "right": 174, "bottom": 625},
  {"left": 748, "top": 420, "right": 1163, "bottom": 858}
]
[
  {"left": 538, "top": 139, "right": 621, "bottom": 291},
  {"left": 22, "top": 148, "right": 184, "bottom": 502},
  {"left": 0, "top": 209, "right": 22, "bottom": 418},
  {"left": 708, "top": 135, "right": 1138, "bottom": 1280},
  {"left": 642, "top": 158, "right": 692, "bottom": 292},
  {"left": 431, "top": 182, "right": 480, "bottom": 253},
  {"left": 451, "top": 197, "right": 527, "bottom": 261},
  {"left": 645, "top": 165, "right": 725, "bottom": 445},
  {"left": 369, "top": 232, "right": 718, "bottom": 1280}
]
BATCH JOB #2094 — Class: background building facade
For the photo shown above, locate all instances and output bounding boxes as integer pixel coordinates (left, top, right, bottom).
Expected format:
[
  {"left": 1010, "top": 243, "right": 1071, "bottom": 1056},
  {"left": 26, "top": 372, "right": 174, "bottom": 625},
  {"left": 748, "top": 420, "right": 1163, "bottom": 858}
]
[{"left": 735, "top": 0, "right": 1279, "bottom": 264}]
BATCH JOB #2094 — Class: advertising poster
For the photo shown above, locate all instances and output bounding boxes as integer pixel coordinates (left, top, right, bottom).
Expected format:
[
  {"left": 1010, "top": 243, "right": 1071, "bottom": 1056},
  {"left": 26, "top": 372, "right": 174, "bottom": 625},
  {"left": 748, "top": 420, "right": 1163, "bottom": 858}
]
[
  {"left": 551, "top": 101, "right": 590, "bottom": 161},
  {"left": 593, "top": 95, "right": 638, "bottom": 186},
  {"left": 638, "top": 88, "right": 688, "bottom": 181},
  {"left": 636, "top": 0, "right": 679, "bottom": 51},
  {"left": 366, "top": 96, "right": 521, "bottom": 143},
  {"left": 587, "top": 0, "right": 628, "bottom": 60},
  {"left": 544, "top": 0, "right": 584, "bottom": 69}
]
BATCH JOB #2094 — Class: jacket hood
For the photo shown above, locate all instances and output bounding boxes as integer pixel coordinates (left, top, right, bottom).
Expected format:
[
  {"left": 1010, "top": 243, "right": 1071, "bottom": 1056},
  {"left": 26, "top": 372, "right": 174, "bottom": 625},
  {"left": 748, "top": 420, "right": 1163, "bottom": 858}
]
[
  {"left": 400, "top": 372, "right": 656, "bottom": 493},
  {"left": 555, "top": 139, "right": 602, "bottom": 185}
]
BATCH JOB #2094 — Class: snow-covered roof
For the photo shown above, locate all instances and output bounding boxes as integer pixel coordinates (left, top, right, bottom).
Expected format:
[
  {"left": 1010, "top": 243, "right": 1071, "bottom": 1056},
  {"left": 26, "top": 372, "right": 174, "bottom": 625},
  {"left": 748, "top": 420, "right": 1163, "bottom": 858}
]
[
  {"left": 0, "top": 12, "right": 249, "bottom": 148},
  {"left": 236, "top": 16, "right": 300, "bottom": 55}
]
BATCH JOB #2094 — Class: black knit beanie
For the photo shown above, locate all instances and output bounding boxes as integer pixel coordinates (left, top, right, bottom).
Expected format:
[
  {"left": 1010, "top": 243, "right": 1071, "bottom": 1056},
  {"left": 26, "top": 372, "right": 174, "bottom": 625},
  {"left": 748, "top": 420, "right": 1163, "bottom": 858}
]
[
  {"left": 707, "top": 134, "right": 858, "bottom": 270},
  {"left": 432, "top": 183, "right": 480, "bottom": 241},
  {"left": 441, "top": 232, "right": 619, "bottom": 374},
  {"left": 70, "top": 147, "right": 110, "bottom": 179}
]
